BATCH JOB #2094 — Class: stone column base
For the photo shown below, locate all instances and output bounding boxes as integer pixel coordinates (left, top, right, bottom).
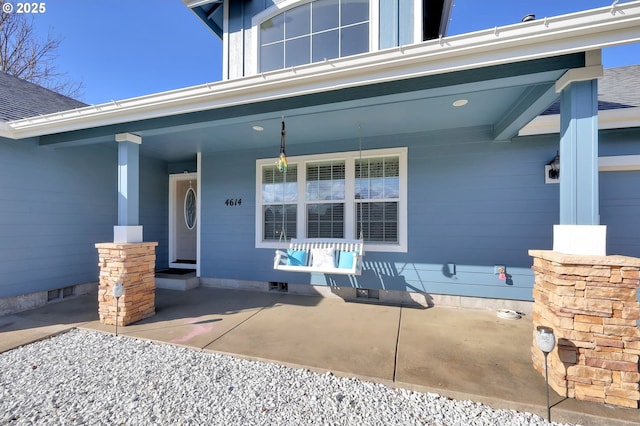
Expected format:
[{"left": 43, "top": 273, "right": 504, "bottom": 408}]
[
  {"left": 95, "top": 242, "right": 158, "bottom": 326},
  {"left": 529, "top": 249, "right": 640, "bottom": 408}
]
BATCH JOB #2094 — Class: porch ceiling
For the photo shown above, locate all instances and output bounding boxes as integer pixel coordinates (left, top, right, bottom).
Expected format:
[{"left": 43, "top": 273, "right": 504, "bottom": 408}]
[
  {"left": 39, "top": 55, "right": 577, "bottom": 163},
  {"left": 138, "top": 80, "right": 553, "bottom": 162}
]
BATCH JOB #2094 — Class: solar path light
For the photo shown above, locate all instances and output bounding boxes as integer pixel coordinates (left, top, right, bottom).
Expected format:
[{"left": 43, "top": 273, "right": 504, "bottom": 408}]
[
  {"left": 535, "top": 325, "right": 556, "bottom": 422},
  {"left": 113, "top": 283, "right": 124, "bottom": 336}
]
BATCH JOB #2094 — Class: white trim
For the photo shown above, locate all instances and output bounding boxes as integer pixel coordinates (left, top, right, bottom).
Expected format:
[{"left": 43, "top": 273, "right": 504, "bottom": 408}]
[
  {"left": 169, "top": 172, "right": 198, "bottom": 269},
  {"left": 197, "top": 152, "right": 202, "bottom": 277},
  {"left": 555, "top": 64, "right": 603, "bottom": 93},
  {"left": 182, "top": 0, "right": 217, "bottom": 8},
  {"left": 114, "top": 225, "right": 143, "bottom": 243},
  {"left": 255, "top": 147, "right": 408, "bottom": 252},
  {"left": 599, "top": 155, "right": 640, "bottom": 171},
  {"left": 370, "top": 0, "right": 380, "bottom": 52},
  {"left": 115, "top": 133, "right": 142, "bottom": 144},
  {"left": 4, "top": 2, "right": 640, "bottom": 140},
  {"left": 222, "top": 0, "right": 229, "bottom": 80},
  {"left": 413, "top": 0, "right": 422, "bottom": 43},
  {"left": 519, "top": 107, "right": 640, "bottom": 136},
  {"left": 553, "top": 224, "right": 607, "bottom": 256}
]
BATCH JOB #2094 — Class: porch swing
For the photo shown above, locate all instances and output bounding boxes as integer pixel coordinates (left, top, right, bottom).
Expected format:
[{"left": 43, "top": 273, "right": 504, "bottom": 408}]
[{"left": 273, "top": 120, "right": 364, "bottom": 275}]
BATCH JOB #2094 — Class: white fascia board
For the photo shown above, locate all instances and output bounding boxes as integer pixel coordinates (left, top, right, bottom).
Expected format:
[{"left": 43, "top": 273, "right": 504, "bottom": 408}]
[
  {"left": 0, "top": 121, "right": 13, "bottom": 139},
  {"left": 182, "top": 0, "right": 219, "bottom": 8},
  {"left": 555, "top": 64, "right": 604, "bottom": 93},
  {"left": 519, "top": 107, "right": 640, "bottom": 136},
  {"left": 5, "top": 0, "right": 640, "bottom": 140}
]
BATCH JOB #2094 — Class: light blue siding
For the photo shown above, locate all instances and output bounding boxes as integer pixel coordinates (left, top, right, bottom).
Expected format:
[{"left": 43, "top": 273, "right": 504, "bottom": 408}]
[
  {"left": 601, "top": 171, "right": 640, "bottom": 258},
  {"left": 379, "top": 0, "right": 400, "bottom": 49},
  {"left": 140, "top": 156, "right": 169, "bottom": 269},
  {"left": 0, "top": 139, "right": 168, "bottom": 299},
  {"left": 0, "top": 140, "right": 116, "bottom": 298},
  {"left": 197, "top": 127, "right": 640, "bottom": 301},
  {"left": 199, "top": 129, "right": 569, "bottom": 301}
]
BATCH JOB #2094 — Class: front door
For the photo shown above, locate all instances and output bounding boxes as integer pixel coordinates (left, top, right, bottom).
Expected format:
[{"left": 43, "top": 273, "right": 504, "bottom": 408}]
[{"left": 169, "top": 173, "right": 197, "bottom": 269}]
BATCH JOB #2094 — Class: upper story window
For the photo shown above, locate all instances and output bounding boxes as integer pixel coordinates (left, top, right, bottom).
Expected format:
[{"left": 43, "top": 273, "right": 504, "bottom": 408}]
[{"left": 259, "top": 0, "right": 369, "bottom": 72}]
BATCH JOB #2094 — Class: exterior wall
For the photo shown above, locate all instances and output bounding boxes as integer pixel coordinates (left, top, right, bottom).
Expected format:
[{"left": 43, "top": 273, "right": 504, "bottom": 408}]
[
  {"left": 140, "top": 156, "right": 169, "bottom": 269},
  {"left": 599, "top": 130, "right": 640, "bottom": 259},
  {"left": 198, "top": 127, "right": 640, "bottom": 302},
  {"left": 0, "top": 139, "right": 116, "bottom": 299},
  {"left": 0, "top": 138, "right": 168, "bottom": 300}
]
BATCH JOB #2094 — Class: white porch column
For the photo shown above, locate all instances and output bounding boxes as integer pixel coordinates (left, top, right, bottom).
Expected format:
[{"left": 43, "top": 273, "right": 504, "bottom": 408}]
[{"left": 114, "top": 133, "right": 143, "bottom": 243}]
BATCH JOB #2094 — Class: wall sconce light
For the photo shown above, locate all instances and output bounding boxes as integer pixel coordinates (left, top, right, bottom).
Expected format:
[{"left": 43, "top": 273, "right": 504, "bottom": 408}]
[
  {"left": 547, "top": 151, "right": 560, "bottom": 180},
  {"left": 545, "top": 151, "right": 560, "bottom": 184}
]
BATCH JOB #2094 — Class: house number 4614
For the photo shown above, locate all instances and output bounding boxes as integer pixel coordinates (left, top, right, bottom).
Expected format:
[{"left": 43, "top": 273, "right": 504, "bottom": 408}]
[{"left": 225, "top": 198, "right": 242, "bottom": 206}]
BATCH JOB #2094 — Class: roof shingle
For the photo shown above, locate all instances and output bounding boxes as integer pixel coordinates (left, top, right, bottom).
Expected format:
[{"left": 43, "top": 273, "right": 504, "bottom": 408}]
[
  {"left": 0, "top": 72, "right": 87, "bottom": 121},
  {"left": 543, "top": 64, "right": 640, "bottom": 115}
]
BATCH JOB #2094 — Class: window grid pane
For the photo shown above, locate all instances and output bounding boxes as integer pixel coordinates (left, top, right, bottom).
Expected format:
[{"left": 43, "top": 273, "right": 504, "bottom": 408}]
[
  {"left": 354, "top": 156, "right": 400, "bottom": 243},
  {"left": 306, "top": 161, "right": 345, "bottom": 201},
  {"left": 355, "top": 202, "right": 398, "bottom": 243},
  {"left": 263, "top": 205, "right": 297, "bottom": 241},
  {"left": 307, "top": 203, "right": 344, "bottom": 238},
  {"left": 262, "top": 164, "right": 298, "bottom": 241},
  {"left": 262, "top": 164, "right": 298, "bottom": 203},
  {"left": 260, "top": 0, "right": 369, "bottom": 72}
]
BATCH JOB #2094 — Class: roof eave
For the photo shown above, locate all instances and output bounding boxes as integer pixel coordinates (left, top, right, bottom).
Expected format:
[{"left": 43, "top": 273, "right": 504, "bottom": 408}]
[{"left": 5, "top": 0, "right": 640, "bottom": 140}]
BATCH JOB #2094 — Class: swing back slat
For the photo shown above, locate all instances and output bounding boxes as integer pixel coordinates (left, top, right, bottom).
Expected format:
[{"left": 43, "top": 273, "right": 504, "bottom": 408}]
[{"left": 273, "top": 238, "right": 364, "bottom": 275}]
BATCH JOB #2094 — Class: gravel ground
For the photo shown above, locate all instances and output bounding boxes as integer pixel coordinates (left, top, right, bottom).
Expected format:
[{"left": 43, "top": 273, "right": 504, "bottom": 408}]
[{"left": 0, "top": 329, "right": 572, "bottom": 426}]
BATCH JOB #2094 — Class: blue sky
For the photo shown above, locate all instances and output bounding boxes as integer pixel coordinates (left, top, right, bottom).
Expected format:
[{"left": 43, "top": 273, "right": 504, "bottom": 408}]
[{"left": 28, "top": 0, "right": 640, "bottom": 104}]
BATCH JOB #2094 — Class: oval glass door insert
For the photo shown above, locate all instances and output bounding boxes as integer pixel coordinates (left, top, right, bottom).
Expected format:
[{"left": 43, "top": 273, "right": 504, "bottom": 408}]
[{"left": 184, "top": 187, "right": 197, "bottom": 230}]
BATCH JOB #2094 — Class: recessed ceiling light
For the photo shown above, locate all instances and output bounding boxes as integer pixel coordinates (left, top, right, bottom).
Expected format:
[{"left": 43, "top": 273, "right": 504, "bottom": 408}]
[
  {"left": 453, "top": 99, "right": 468, "bottom": 107},
  {"left": 252, "top": 125, "right": 264, "bottom": 131}
]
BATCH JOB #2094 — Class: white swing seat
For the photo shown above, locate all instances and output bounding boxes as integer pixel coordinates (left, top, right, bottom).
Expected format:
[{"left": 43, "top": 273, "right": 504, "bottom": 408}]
[{"left": 273, "top": 238, "right": 364, "bottom": 275}]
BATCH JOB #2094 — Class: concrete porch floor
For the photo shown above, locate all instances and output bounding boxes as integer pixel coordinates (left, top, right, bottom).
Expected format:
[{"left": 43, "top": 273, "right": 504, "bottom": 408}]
[{"left": 1, "top": 287, "right": 639, "bottom": 425}]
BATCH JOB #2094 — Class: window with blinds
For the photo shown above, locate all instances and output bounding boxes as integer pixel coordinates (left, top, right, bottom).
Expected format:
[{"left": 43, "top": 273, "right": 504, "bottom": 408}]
[
  {"left": 256, "top": 147, "right": 407, "bottom": 252},
  {"left": 306, "top": 161, "right": 345, "bottom": 238},
  {"left": 262, "top": 164, "right": 298, "bottom": 241},
  {"left": 355, "top": 157, "right": 400, "bottom": 243}
]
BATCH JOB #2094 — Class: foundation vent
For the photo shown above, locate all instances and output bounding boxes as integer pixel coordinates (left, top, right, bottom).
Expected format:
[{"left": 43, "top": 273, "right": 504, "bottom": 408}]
[
  {"left": 356, "top": 288, "right": 379, "bottom": 299},
  {"left": 269, "top": 282, "right": 288, "bottom": 292}
]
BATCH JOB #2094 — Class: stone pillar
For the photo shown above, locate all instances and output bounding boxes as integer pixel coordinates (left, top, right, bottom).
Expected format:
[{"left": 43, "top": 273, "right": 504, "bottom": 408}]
[
  {"left": 96, "top": 242, "right": 158, "bottom": 326},
  {"left": 529, "top": 250, "right": 640, "bottom": 408}
]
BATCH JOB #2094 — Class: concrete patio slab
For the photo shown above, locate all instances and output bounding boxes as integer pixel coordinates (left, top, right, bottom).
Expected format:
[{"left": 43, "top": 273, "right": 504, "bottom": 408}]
[
  {"left": 395, "top": 306, "right": 640, "bottom": 426},
  {"left": 0, "top": 291, "right": 98, "bottom": 353},
  {"left": 205, "top": 296, "right": 400, "bottom": 381},
  {"left": 82, "top": 288, "right": 286, "bottom": 349}
]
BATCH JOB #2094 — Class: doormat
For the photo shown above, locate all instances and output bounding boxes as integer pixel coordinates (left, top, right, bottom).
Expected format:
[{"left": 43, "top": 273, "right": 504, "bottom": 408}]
[{"left": 156, "top": 268, "right": 195, "bottom": 275}]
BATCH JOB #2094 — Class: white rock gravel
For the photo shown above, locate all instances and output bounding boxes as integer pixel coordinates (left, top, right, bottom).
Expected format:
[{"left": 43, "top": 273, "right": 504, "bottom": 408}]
[{"left": 0, "top": 329, "right": 574, "bottom": 425}]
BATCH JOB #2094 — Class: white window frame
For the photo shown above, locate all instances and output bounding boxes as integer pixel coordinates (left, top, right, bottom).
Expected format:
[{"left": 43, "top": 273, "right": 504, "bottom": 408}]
[
  {"left": 249, "top": 0, "right": 380, "bottom": 76},
  {"left": 255, "top": 147, "right": 407, "bottom": 252}
]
